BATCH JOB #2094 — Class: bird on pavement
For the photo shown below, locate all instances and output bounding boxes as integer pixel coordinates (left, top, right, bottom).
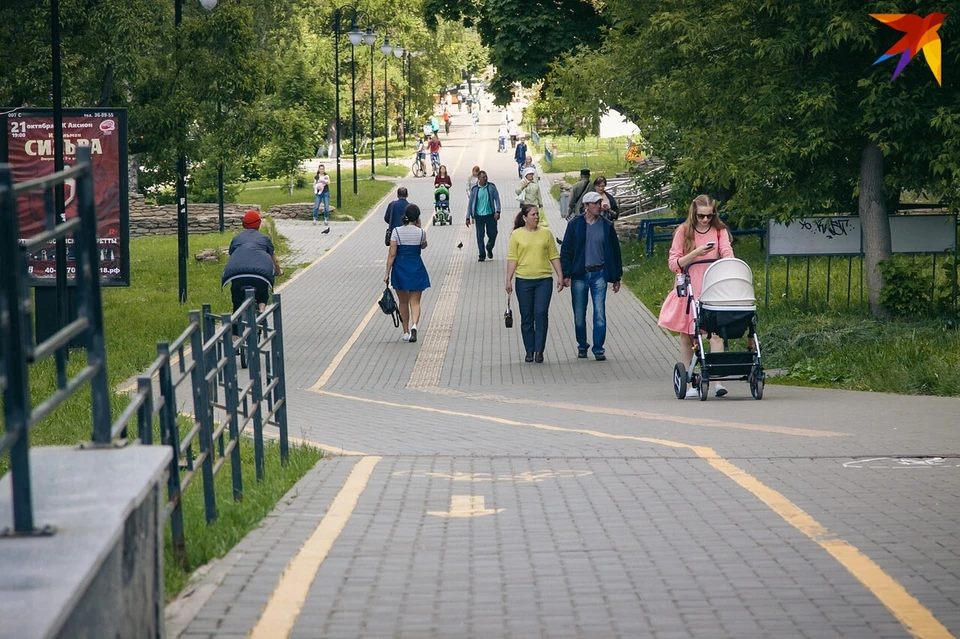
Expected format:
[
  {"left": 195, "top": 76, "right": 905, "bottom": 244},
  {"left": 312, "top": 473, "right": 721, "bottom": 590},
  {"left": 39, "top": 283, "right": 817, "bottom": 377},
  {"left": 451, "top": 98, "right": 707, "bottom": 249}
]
[
  {"left": 456, "top": 242, "right": 463, "bottom": 249},
  {"left": 321, "top": 227, "right": 331, "bottom": 235},
  {"left": 555, "top": 236, "right": 562, "bottom": 245}
]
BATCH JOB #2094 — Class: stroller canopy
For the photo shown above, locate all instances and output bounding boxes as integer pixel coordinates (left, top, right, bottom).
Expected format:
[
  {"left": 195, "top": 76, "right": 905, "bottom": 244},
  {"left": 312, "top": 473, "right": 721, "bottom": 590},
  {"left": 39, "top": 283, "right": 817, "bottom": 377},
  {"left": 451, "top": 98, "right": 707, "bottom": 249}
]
[{"left": 699, "top": 258, "right": 756, "bottom": 309}]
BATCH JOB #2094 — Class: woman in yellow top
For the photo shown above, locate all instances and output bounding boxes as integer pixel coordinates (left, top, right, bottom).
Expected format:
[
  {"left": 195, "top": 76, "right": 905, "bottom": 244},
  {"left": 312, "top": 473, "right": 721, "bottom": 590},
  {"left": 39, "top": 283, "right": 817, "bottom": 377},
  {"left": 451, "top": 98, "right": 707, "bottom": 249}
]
[
  {"left": 514, "top": 167, "right": 548, "bottom": 228},
  {"left": 505, "top": 204, "right": 565, "bottom": 363}
]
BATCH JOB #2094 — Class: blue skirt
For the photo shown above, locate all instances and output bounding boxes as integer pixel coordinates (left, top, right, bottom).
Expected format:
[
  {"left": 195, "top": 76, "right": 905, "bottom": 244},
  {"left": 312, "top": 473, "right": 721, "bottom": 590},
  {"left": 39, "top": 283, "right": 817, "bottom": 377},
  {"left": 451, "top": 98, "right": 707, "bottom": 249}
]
[{"left": 392, "top": 243, "right": 431, "bottom": 291}]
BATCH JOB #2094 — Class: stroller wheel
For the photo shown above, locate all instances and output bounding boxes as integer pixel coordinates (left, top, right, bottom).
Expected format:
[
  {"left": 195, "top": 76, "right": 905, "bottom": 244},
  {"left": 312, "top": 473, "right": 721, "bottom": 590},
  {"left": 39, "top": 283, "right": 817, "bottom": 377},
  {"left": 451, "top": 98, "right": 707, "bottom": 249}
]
[
  {"left": 673, "top": 363, "right": 687, "bottom": 399},
  {"left": 750, "top": 369, "right": 765, "bottom": 400},
  {"left": 698, "top": 377, "right": 710, "bottom": 401}
]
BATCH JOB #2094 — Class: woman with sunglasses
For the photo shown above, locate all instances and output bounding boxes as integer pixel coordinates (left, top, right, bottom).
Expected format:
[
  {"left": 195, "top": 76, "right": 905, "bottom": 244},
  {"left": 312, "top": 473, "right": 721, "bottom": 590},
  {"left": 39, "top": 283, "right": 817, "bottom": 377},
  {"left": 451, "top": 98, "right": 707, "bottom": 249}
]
[{"left": 657, "top": 194, "right": 734, "bottom": 397}]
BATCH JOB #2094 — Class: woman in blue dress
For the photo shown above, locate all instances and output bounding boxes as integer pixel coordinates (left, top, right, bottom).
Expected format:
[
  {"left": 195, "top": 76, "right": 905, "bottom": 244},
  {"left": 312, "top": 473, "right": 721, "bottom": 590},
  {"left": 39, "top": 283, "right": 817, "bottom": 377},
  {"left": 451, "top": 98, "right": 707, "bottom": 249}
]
[{"left": 384, "top": 204, "right": 431, "bottom": 342}]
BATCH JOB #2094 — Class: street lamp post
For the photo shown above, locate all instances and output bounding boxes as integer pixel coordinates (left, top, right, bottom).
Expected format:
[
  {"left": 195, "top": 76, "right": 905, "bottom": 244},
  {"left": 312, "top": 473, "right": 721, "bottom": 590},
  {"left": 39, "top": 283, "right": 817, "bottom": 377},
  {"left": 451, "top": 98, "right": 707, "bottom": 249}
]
[
  {"left": 362, "top": 27, "right": 377, "bottom": 179},
  {"left": 175, "top": 0, "right": 218, "bottom": 303},
  {"left": 393, "top": 45, "right": 404, "bottom": 147},
  {"left": 346, "top": 17, "right": 369, "bottom": 195},
  {"left": 382, "top": 37, "right": 399, "bottom": 168}
]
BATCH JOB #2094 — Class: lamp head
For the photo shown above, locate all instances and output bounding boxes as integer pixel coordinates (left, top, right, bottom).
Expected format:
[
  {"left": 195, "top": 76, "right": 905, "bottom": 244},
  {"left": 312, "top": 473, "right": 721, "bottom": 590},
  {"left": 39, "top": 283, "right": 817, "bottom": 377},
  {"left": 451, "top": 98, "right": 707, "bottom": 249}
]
[
  {"left": 393, "top": 45, "right": 404, "bottom": 58},
  {"left": 199, "top": 0, "right": 217, "bottom": 9},
  {"left": 362, "top": 27, "right": 377, "bottom": 47},
  {"left": 381, "top": 39, "right": 393, "bottom": 56},
  {"left": 347, "top": 23, "right": 364, "bottom": 46}
]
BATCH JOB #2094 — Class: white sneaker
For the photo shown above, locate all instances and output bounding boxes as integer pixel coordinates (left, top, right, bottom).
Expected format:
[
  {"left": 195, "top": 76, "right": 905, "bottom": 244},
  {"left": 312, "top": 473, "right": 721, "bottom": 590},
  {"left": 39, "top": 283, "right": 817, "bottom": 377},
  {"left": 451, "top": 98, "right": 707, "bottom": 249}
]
[
  {"left": 715, "top": 383, "right": 728, "bottom": 397},
  {"left": 401, "top": 333, "right": 410, "bottom": 341},
  {"left": 685, "top": 387, "right": 699, "bottom": 399},
  {"left": 312, "top": 219, "right": 317, "bottom": 225}
]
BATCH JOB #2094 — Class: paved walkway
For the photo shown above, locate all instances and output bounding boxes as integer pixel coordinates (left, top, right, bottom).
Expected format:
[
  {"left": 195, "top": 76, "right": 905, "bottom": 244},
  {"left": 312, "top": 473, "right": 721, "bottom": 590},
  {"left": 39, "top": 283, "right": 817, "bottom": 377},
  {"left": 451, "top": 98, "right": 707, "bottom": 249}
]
[{"left": 167, "top": 107, "right": 960, "bottom": 638}]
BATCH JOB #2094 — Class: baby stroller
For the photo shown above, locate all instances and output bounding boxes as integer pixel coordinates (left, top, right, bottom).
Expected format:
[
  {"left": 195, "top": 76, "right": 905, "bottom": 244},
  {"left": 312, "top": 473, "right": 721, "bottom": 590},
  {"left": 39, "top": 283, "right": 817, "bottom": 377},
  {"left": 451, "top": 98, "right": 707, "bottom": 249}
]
[
  {"left": 433, "top": 186, "right": 451, "bottom": 226},
  {"left": 672, "top": 258, "right": 765, "bottom": 400}
]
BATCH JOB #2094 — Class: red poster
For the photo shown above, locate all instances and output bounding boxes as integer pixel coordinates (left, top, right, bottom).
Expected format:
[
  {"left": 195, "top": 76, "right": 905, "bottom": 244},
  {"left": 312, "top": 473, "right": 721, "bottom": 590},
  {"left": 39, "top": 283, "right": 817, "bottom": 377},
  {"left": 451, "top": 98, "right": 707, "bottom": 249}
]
[{"left": 5, "top": 108, "right": 129, "bottom": 286}]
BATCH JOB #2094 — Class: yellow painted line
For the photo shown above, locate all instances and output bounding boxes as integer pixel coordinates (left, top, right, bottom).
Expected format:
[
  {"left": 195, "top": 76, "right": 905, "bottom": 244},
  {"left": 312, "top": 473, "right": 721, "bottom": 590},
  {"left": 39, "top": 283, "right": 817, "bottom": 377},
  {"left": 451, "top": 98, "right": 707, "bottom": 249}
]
[
  {"left": 420, "top": 387, "right": 848, "bottom": 438},
  {"left": 703, "top": 456, "right": 954, "bottom": 639},
  {"left": 308, "top": 301, "right": 380, "bottom": 391},
  {"left": 312, "top": 389, "right": 952, "bottom": 638},
  {"left": 249, "top": 455, "right": 381, "bottom": 639}
]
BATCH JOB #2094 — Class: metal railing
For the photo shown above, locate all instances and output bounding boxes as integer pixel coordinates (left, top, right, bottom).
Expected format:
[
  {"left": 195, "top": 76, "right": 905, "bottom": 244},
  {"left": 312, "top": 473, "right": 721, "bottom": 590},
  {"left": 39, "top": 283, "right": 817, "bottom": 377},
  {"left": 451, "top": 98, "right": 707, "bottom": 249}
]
[
  {"left": 1, "top": 147, "right": 110, "bottom": 537},
  {"left": 118, "top": 289, "right": 289, "bottom": 566}
]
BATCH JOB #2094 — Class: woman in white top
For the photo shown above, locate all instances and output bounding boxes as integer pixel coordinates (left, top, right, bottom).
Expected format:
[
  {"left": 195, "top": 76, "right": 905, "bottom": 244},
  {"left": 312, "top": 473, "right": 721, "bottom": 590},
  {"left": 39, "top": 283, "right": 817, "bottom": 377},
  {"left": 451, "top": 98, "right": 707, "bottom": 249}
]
[{"left": 384, "top": 205, "right": 430, "bottom": 343}]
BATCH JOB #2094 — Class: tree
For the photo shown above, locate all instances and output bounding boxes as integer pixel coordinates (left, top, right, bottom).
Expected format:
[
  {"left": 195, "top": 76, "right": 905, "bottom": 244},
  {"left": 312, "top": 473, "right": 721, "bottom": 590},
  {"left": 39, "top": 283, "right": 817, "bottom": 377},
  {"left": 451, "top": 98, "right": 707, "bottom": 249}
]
[
  {"left": 546, "top": 0, "right": 960, "bottom": 317},
  {"left": 423, "top": 0, "right": 602, "bottom": 103}
]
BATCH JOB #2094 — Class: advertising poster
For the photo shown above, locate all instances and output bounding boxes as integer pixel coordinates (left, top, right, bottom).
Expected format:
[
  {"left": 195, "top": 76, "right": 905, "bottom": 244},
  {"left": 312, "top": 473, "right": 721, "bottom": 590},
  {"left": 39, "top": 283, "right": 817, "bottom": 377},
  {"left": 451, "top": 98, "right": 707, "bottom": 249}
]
[{"left": 5, "top": 108, "right": 130, "bottom": 286}]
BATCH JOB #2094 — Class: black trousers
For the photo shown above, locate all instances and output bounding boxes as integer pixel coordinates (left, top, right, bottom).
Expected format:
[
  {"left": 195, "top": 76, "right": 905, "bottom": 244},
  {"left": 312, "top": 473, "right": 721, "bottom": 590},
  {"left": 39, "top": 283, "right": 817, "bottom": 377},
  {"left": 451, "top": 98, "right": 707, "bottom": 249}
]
[{"left": 474, "top": 215, "right": 498, "bottom": 259}]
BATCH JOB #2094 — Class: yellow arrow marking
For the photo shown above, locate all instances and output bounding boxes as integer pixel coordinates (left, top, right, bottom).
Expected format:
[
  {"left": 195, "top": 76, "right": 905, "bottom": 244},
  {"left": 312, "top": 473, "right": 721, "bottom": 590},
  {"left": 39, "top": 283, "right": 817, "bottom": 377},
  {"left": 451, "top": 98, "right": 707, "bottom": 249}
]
[{"left": 427, "top": 495, "right": 504, "bottom": 518}]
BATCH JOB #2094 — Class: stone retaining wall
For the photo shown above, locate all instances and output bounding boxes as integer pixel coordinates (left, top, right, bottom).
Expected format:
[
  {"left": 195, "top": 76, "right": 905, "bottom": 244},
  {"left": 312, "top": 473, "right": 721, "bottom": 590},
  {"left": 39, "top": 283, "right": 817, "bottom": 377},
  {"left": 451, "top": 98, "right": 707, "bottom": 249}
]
[{"left": 128, "top": 193, "right": 261, "bottom": 238}]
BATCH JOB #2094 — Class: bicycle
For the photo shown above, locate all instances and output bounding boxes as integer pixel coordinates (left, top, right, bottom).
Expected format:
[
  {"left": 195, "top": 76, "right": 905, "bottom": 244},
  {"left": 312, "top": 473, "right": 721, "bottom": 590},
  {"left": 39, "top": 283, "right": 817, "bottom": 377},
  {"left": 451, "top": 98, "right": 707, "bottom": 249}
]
[{"left": 411, "top": 155, "right": 426, "bottom": 178}]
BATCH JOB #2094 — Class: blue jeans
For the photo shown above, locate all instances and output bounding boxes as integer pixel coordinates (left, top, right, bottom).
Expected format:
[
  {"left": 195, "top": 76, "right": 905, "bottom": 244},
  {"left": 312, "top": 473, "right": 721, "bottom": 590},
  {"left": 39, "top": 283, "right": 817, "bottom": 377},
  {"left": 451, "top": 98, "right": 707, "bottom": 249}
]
[
  {"left": 571, "top": 271, "right": 608, "bottom": 355},
  {"left": 515, "top": 277, "right": 553, "bottom": 354},
  {"left": 313, "top": 192, "right": 330, "bottom": 221}
]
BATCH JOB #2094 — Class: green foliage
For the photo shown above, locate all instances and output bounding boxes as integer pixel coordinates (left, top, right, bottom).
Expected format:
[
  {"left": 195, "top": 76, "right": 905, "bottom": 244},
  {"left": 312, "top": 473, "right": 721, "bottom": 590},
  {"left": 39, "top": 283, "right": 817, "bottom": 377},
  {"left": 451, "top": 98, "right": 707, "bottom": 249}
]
[
  {"left": 878, "top": 257, "right": 934, "bottom": 318},
  {"left": 423, "top": 0, "right": 602, "bottom": 103}
]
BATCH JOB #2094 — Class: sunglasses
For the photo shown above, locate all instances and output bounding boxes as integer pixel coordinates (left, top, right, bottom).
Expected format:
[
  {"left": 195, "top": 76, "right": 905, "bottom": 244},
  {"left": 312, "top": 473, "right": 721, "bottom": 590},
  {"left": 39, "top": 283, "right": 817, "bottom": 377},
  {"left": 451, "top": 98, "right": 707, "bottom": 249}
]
[{"left": 696, "top": 213, "right": 714, "bottom": 220}]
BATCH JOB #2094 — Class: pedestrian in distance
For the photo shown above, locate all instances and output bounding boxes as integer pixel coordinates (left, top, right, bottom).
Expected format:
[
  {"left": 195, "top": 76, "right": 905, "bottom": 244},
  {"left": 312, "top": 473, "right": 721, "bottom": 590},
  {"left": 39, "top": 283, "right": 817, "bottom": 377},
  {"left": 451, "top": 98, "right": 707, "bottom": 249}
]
[
  {"left": 471, "top": 108, "right": 479, "bottom": 134},
  {"left": 385, "top": 204, "right": 430, "bottom": 343},
  {"left": 592, "top": 176, "right": 620, "bottom": 221},
  {"left": 497, "top": 123, "right": 508, "bottom": 153},
  {"left": 515, "top": 167, "right": 547, "bottom": 227},
  {"left": 222, "top": 210, "right": 283, "bottom": 318},
  {"left": 567, "top": 168, "right": 591, "bottom": 219},
  {"left": 559, "top": 191, "right": 623, "bottom": 361},
  {"left": 506, "top": 204, "right": 565, "bottom": 364},
  {"left": 466, "top": 165, "right": 480, "bottom": 198},
  {"left": 384, "top": 187, "right": 410, "bottom": 244},
  {"left": 522, "top": 155, "right": 539, "bottom": 180},
  {"left": 415, "top": 137, "right": 427, "bottom": 176},
  {"left": 514, "top": 136, "right": 528, "bottom": 178},
  {"left": 466, "top": 170, "right": 502, "bottom": 262},
  {"left": 508, "top": 120, "right": 520, "bottom": 148},
  {"left": 657, "top": 194, "right": 735, "bottom": 397},
  {"left": 427, "top": 134, "right": 442, "bottom": 175},
  {"left": 312, "top": 165, "right": 331, "bottom": 225}
]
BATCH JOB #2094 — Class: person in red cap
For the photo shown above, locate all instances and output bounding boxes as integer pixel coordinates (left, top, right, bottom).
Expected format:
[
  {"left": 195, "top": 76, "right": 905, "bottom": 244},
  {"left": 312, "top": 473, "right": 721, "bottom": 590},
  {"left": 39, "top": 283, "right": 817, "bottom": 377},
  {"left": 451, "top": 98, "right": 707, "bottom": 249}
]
[{"left": 222, "top": 210, "right": 282, "bottom": 316}]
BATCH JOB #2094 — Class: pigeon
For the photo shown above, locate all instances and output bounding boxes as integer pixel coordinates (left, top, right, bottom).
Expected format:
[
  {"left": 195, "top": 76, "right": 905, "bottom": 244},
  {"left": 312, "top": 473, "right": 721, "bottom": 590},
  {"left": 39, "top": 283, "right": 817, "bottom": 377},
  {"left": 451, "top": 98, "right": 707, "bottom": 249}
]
[
  {"left": 555, "top": 236, "right": 562, "bottom": 245},
  {"left": 457, "top": 242, "right": 463, "bottom": 249},
  {"left": 321, "top": 227, "right": 331, "bottom": 235}
]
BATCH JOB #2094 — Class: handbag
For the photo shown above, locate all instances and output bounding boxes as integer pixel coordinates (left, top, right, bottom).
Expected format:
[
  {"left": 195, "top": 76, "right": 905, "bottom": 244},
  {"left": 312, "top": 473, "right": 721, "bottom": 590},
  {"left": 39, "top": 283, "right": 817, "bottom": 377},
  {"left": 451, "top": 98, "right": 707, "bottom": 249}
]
[
  {"left": 385, "top": 226, "right": 393, "bottom": 247},
  {"left": 504, "top": 293, "right": 514, "bottom": 328},
  {"left": 378, "top": 286, "right": 401, "bottom": 327}
]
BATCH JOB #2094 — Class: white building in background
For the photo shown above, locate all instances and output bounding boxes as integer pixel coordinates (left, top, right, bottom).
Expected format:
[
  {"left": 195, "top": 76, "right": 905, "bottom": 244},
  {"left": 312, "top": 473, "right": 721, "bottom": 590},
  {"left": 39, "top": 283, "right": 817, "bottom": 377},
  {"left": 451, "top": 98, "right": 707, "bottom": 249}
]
[{"left": 599, "top": 106, "right": 640, "bottom": 139}]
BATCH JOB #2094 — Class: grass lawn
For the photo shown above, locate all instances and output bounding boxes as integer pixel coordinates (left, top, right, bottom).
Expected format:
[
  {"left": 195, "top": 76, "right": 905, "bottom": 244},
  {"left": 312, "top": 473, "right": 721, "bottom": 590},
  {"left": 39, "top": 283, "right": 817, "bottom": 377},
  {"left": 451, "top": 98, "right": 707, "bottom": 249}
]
[
  {"left": 236, "top": 166, "right": 408, "bottom": 219},
  {"left": 622, "top": 235, "right": 960, "bottom": 397},
  {"left": 2, "top": 222, "right": 322, "bottom": 597}
]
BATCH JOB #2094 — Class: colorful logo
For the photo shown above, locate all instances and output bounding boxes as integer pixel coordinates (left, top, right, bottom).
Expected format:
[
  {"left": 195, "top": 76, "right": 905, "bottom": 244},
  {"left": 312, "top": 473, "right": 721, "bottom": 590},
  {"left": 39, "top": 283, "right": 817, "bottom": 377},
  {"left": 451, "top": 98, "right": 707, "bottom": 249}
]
[{"left": 871, "top": 13, "right": 947, "bottom": 85}]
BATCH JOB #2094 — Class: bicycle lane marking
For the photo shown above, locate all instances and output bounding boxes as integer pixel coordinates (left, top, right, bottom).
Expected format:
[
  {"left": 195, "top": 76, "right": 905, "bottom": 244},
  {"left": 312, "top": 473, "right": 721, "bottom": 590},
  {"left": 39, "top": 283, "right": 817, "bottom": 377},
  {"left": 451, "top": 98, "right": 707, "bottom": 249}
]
[
  {"left": 305, "top": 388, "right": 952, "bottom": 639},
  {"left": 249, "top": 455, "right": 381, "bottom": 638}
]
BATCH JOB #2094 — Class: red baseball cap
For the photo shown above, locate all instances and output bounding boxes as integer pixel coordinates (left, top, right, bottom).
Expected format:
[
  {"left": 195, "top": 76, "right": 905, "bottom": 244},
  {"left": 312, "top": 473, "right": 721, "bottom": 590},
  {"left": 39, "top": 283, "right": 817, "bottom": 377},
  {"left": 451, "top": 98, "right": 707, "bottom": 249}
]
[{"left": 242, "top": 210, "right": 261, "bottom": 229}]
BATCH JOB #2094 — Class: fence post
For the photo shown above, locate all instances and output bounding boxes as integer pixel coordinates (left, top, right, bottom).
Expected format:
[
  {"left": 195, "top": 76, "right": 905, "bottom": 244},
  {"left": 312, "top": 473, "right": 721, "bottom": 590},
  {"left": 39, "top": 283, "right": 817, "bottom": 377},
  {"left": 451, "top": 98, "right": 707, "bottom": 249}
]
[
  {"left": 0, "top": 163, "right": 36, "bottom": 534},
  {"left": 220, "top": 314, "right": 244, "bottom": 502},
  {"left": 188, "top": 312, "right": 217, "bottom": 524},
  {"left": 271, "top": 294, "right": 289, "bottom": 464},
  {"left": 137, "top": 377, "right": 154, "bottom": 445},
  {"left": 157, "top": 342, "right": 187, "bottom": 567},
  {"left": 243, "top": 290, "right": 266, "bottom": 481}
]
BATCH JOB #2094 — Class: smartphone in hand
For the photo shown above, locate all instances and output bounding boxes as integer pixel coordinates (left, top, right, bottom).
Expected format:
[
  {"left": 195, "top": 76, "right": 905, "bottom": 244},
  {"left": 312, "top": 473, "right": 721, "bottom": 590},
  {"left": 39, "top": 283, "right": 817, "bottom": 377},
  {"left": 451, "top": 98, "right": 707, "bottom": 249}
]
[{"left": 705, "top": 241, "right": 716, "bottom": 249}]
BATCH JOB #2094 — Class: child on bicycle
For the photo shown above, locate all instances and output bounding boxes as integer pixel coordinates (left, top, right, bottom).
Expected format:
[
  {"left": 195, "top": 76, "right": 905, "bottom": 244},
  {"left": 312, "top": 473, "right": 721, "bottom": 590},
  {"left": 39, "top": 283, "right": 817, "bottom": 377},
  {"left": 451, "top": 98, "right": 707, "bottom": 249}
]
[{"left": 415, "top": 137, "right": 426, "bottom": 175}]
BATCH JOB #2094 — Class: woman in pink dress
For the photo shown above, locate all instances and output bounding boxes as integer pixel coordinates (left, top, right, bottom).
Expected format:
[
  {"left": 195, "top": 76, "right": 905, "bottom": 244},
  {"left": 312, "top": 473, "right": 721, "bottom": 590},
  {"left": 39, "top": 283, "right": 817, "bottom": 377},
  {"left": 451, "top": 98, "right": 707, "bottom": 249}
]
[{"left": 657, "top": 195, "right": 734, "bottom": 397}]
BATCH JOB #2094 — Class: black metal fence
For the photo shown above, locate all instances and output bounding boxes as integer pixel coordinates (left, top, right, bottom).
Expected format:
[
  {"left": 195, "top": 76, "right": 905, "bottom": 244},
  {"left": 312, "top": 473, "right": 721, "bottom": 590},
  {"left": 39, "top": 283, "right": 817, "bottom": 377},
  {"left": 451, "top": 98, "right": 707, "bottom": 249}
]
[
  {"left": 122, "top": 291, "right": 289, "bottom": 566},
  {"left": 1, "top": 147, "right": 109, "bottom": 537},
  {"left": 2, "top": 148, "right": 290, "bottom": 564}
]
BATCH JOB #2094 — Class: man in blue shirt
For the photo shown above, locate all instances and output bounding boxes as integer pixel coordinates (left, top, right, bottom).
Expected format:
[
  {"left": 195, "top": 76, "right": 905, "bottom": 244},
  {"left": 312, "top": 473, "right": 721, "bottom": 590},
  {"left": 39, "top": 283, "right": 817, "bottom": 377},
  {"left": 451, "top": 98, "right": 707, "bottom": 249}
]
[
  {"left": 465, "top": 170, "right": 501, "bottom": 262},
  {"left": 383, "top": 187, "right": 409, "bottom": 245},
  {"left": 559, "top": 191, "right": 623, "bottom": 360}
]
